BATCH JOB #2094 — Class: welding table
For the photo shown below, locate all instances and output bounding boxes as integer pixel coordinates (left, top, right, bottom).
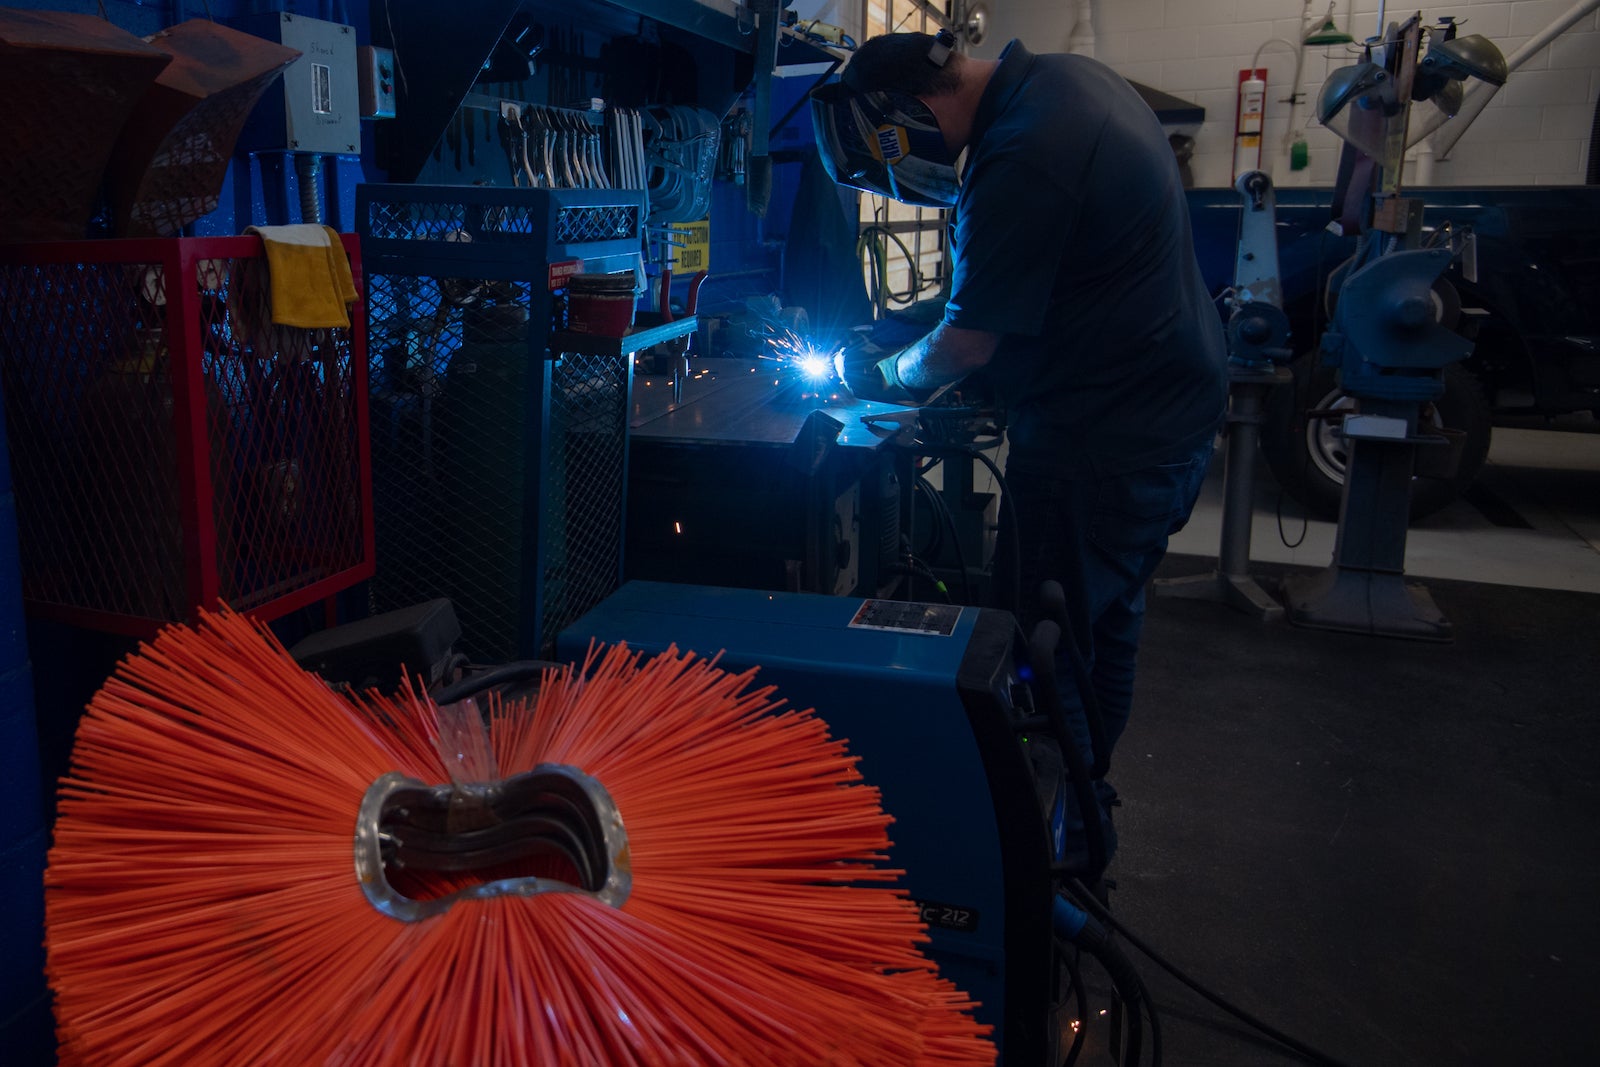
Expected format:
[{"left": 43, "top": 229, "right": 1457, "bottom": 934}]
[{"left": 625, "top": 358, "right": 916, "bottom": 597}]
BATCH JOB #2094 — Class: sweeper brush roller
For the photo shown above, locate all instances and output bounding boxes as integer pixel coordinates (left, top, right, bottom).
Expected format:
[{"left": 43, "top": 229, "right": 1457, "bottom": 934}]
[{"left": 45, "top": 608, "right": 995, "bottom": 1066}]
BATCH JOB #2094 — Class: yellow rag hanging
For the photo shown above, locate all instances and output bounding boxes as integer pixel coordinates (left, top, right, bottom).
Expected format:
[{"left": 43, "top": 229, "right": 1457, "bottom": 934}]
[{"left": 244, "top": 223, "right": 358, "bottom": 328}]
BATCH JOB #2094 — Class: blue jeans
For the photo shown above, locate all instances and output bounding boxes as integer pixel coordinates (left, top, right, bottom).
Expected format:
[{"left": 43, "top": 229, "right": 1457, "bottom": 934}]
[{"left": 999, "top": 440, "right": 1213, "bottom": 871}]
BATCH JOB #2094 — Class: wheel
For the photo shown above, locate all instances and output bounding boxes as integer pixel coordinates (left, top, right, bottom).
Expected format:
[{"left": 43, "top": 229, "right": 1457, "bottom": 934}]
[{"left": 1260, "top": 354, "right": 1493, "bottom": 521}]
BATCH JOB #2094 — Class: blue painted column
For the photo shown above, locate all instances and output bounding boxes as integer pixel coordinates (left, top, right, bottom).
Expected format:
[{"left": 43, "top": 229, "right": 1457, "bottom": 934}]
[{"left": 0, "top": 393, "right": 50, "bottom": 1062}]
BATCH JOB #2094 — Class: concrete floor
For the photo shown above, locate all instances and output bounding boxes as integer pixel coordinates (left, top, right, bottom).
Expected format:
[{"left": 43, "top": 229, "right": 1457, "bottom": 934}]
[{"left": 1055, "top": 421, "right": 1600, "bottom": 1067}]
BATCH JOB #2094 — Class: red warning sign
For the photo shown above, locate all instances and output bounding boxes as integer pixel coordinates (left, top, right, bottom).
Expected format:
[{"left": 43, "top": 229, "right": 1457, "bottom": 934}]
[{"left": 547, "top": 259, "right": 582, "bottom": 291}]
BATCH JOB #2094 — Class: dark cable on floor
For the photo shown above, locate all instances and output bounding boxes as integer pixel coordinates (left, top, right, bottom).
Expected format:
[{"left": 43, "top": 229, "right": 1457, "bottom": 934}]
[
  {"left": 1060, "top": 942, "right": 1089, "bottom": 1067},
  {"left": 1154, "top": 999, "right": 1325, "bottom": 1058},
  {"left": 1052, "top": 895, "right": 1160, "bottom": 1065},
  {"left": 1064, "top": 878, "right": 1355, "bottom": 1067},
  {"left": 1275, "top": 485, "right": 1309, "bottom": 549},
  {"left": 431, "top": 660, "right": 564, "bottom": 706},
  {"left": 1278, "top": 227, "right": 1333, "bottom": 551}
]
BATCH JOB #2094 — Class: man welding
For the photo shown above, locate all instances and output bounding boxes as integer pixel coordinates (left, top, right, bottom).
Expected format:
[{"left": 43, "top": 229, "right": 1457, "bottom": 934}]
[{"left": 811, "top": 31, "right": 1228, "bottom": 873}]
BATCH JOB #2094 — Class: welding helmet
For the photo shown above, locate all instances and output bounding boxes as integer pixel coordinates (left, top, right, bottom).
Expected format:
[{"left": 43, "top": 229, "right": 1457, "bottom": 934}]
[{"left": 809, "top": 31, "right": 962, "bottom": 208}]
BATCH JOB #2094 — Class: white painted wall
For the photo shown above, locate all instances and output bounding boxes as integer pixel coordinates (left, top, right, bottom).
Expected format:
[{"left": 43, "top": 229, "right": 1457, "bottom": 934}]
[{"left": 975, "top": 0, "right": 1600, "bottom": 188}]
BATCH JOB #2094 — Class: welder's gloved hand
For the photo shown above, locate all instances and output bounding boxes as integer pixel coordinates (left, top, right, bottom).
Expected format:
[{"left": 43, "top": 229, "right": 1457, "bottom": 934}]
[{"left": 835, "top": 335, "right": 918, "bottom": 405}]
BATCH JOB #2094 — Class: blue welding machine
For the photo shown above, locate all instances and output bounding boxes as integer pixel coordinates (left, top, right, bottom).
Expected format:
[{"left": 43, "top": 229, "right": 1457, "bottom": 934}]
[{"left": 559, "top": 581, "right": 1064, "bottom": 1066}]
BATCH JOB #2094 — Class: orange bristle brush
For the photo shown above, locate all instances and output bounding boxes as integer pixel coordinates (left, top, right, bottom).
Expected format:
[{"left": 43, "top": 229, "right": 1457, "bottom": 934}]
[{"left": 45, "top": 608, "right": 996, "bottom": 1066}]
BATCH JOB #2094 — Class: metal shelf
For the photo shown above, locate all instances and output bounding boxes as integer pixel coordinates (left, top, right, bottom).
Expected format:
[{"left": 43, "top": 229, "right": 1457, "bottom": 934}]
[
  {"left": 615, "top": 0, "right": 754, "bottom": 53},
  {"left": 551, "top": 314, "right": 697, "bottom": 356},
  {"left": 777, "top": 25, "right": 852, "bottom": 66}
]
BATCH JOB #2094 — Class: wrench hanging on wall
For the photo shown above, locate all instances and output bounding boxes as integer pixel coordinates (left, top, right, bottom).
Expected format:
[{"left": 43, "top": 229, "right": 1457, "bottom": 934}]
[
  {"left": 606, "top": 107, "right": 648, "bottom": 192},
  {"left": 486, "top": 96, "right": 614, "bottom": 189}
]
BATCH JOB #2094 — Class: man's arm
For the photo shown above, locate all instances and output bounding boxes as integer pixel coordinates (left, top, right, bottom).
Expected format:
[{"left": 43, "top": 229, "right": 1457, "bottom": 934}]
[
  {"left": 839, "top": 321, "right": 1001, "bottom": 404},
  {"left": 893, "top": 322, "right": 1002, "bottom": 394}
]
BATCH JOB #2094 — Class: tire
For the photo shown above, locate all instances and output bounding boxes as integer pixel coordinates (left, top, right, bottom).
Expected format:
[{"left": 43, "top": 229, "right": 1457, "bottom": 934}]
[{"left": 1261, "top": 354, "right": 1493, "bottom": 521}]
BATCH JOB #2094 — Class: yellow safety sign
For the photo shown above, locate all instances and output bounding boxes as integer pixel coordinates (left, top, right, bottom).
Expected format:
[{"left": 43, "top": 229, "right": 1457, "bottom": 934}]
[{"left": 671, "top": 218, "right": 710, "bottom": 273}]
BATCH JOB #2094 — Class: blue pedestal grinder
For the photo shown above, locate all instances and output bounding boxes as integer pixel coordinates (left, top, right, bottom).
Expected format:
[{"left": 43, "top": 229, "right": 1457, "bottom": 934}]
[{"left": 559, "top": 580, "right": 1065, "bottom": 1066}]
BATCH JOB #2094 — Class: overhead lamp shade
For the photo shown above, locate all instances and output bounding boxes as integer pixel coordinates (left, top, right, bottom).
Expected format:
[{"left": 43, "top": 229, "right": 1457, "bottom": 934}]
[
  {"left": 1419, "top": 33, "right": 1508, "bottom": 87},
  {"left": 1304, "top": 18, "right": 1355, "bottom": 47}
]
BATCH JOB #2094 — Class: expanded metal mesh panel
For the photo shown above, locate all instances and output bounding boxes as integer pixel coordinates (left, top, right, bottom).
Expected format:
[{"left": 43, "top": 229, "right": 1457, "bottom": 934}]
[
  {"left": 364, "top": 269, "right": 629, "bottom": 663},
  {"left": 364, "top": 199, "right": 468, "bottom": 242},
  {"left": 0, "top": 237, "right": 373, "bottom": 634},
  {"left": 362, "top": 197, "right": 640, "bottom": 247},
  {"left": 366, "top": 272, "right": 533, "bottom": 664},
  {"left": 555, "top": 205, "right": 640, "bottom": 244},
  {"left": 542, "top": 352, "right": 630, "bottom": 647},
  {"left": 198, "top": 265, "right": 367, "bottom": 611},
  {"left": 360, "top": 186, "right": 636, "bottom": 663},
  {"left": 0, "top": 259, "right": 186, "bottom": 620}
]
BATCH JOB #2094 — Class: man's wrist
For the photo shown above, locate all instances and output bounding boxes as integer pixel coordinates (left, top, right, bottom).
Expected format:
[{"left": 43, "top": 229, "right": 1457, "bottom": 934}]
[
  {"left": 876, "top": 350, "right": 921, "bottom": 402},
  {"left": 878, "top": 350, "right": 907, "bottom": 392}
]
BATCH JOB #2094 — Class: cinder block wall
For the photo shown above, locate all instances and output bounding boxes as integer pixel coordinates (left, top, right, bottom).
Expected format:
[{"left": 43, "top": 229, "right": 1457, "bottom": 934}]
[{"left": 978, "top": 0, "right": 1600, "bottom": 188}]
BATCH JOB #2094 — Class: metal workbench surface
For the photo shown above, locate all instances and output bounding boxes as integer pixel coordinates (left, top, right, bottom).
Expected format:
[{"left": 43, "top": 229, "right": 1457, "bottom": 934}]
[{"left": 630, "top": 357, "right": 913, "bottom": 449}]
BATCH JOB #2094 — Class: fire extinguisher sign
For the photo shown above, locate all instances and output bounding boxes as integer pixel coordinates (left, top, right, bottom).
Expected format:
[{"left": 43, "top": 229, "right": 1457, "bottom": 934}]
[{"left": 1234, "top": 67, "right": 1268, "bottom": 181}]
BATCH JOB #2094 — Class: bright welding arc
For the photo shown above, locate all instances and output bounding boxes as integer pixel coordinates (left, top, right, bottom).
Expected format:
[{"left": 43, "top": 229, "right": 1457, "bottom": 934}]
[{"left": 762, "top": 326, "right": 844, "bottom": 384}]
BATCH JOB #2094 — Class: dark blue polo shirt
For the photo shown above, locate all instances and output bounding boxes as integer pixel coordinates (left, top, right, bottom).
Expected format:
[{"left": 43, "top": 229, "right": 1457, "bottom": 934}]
[{"left": 945, "top": 41, "right": 1227, "bottom": 476}]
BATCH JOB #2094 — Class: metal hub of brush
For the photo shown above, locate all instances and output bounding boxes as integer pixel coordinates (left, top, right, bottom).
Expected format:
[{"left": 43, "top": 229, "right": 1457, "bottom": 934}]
[{"left": 355, "top": 765, "right": 631, "bottom": 921}]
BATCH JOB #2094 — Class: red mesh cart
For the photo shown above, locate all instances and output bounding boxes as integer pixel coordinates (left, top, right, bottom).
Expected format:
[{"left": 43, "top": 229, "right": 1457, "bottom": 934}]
[{"left": 0, "top": 234, "right": 375, "bottom": 636}]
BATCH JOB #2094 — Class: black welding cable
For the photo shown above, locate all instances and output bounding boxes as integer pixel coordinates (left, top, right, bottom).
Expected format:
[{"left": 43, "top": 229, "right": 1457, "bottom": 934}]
[
  {"left": 1026, "top": 621, "right": 1107, "bottom": 878},
  {"left": 967, "top": 446, "right": 1020, "bottom": 613},
  {"left": 889, "top": 557, "right": 950, "bottom": 603},
  {"left": 1037, "top": 580, "right": 1112, "bottom": 782},
  {"left": 921, "top": 444, "right": 1019, "bottom": 614},
  {"left": 915, "top": 474, "right": 975, "bottom": 604},
  {"left": 933, "top": 485, "right": 975, "bottom": 605},
  {"left": 859, "top": 224, "right": 925, "bottom": 307},
  {"left": 1129, "top": 946, "right": 1164, "bottom": 1066},
  {"left": 911, "top": 476, "right": 946, "bottom": 558},
  {"left": 431, "top": 661, "right": 564, "bottom": 706},
  {"left": 1275, "top": 225, "right": 1337, "bottom": 552},
  {"left": 1054, "top": 895, "right": 1157, "bottom": 1065},
  {"left": 1059, "top": 942, "right": 1090, "bottom": 1067},
  {"left": 1064, "top": 878, "right": 1354, "bottom": 1067}
]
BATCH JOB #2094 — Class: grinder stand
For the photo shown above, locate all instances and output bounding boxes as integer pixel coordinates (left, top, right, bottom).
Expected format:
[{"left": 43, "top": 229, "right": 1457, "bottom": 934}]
[
  {"left": 1280, "top": 240, "right": 1470, "bottom": 642},
  {"left": 1283, "top": 392, "right": 1455, "bottom": 640},
  {"left": 1158, "top": 363, "right": 1292, "bottom": 620},
  {"left": 1157, "top": 170, "right": 1293, "bottom": 620}
]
